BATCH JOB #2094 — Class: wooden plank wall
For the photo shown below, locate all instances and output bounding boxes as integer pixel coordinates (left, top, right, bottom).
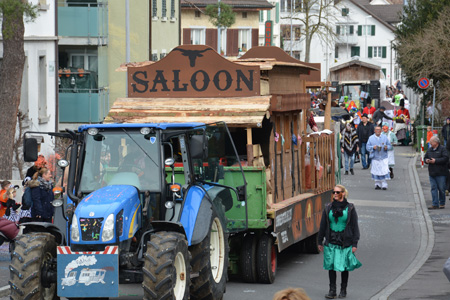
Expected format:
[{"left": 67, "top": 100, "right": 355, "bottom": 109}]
[
  {"left": 300, "top": 134, "right": 335, "bottom": 193},
  {"left": 269, "top": 112, "right": 304, "bottom": 204}
]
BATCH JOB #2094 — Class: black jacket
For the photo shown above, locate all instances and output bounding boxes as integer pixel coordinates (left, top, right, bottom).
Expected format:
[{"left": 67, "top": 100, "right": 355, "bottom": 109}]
[
  {"left": 372, "top": 109, "right": 392, "bottom": 125},
  {"left": 356, "top": 122, "right": 374, "bottom": 145},
  {"left": 442, "top": 124, "right": 450, "bottom": 142},
  {"left": 318, "top": 201, "right": 360, "bottom": 248},
  {"left": 29, "top": 180, "right": 54, "bottom": 219},
  {"left": 424, "top": 144, "right": 449, "bottom": 177}
]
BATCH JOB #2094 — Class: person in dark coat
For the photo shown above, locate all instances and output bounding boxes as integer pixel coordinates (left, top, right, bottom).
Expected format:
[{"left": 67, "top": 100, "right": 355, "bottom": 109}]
[
  {"left": 29, "top": 168, "right": 55, "bottom": 222},
  {"left": 318, "top": 185, "right": 361, "bottom": 299},
  {"left": 425, "top": 136, "right": 449, "bottom": 209},
  {"left": 442, "top": 117, "right": 450, "bottom": 147},
  {"left": 356, "top": 114, "right": 374, "bottom": 169},
  {"left": 372, "top": 106, "right": 393, "bottom": 126}
]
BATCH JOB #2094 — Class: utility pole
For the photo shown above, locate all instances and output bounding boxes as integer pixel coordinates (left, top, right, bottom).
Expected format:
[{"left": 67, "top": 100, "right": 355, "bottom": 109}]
[
  {"left": 290, "top": 0, "right": 293, "bottom": 56},
  {"left": 217, "top": 0, "right": 221, "bottom": 54},
  {"left": 126, "top": 0, "right": 130, "bottom": 96}
]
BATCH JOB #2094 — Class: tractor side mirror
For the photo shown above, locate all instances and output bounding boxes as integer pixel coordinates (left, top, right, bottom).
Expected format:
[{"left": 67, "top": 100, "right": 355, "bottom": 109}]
[
  {"left": 189, "top": 134, "right": 208, "bottom": 160},
  {"left": 23, "top": 138, "right": 38, "bottom": 162}
]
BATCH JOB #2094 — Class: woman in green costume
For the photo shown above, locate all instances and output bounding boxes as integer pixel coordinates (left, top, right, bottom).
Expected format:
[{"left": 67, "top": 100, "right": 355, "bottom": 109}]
[{"left": 318, "top": 185, "right": 361, "bottom": 299}]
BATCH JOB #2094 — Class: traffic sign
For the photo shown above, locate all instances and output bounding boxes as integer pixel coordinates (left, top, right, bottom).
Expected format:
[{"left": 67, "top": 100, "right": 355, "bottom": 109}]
[{"left": 417, "top": 77, "right": 430, "bottom": 89}]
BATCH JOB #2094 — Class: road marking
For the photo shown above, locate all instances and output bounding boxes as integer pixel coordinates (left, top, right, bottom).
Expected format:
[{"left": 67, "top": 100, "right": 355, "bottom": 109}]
[{"left": 352, "top": 199, "right": 415, "bottom": 209}]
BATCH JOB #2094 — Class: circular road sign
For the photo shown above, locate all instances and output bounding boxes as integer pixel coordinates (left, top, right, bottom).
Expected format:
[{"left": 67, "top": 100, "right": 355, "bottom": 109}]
[{"left": 418, "top": 77, "right": 430, "bottom": 89}]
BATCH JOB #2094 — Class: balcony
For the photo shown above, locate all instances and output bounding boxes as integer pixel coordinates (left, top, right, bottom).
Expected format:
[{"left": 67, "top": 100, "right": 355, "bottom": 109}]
[
  {"left": 58, "top": 1, "right": 108, "bottom": 45},
  {"left": 335, "top": 35, "right": 358, "bottom": 46},
  {"left": 59, "top": 88, "right": 109, "bottom": 123}
]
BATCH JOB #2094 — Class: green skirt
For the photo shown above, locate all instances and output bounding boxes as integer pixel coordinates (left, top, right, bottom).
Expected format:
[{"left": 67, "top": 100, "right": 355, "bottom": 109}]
[{"left": 323, "top": 243, "right": 362, "bottom": 272}]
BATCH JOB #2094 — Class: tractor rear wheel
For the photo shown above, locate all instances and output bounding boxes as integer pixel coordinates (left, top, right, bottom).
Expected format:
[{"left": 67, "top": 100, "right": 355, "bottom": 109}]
[
  {"left": 9, "top": 233, "right": 58, "bottom": 300},
  {"left": 190, "top": 210, "right": 228, "bottom": 299},
  {"left": 143, "top": 231, "right": 189, "bottom": 300}
]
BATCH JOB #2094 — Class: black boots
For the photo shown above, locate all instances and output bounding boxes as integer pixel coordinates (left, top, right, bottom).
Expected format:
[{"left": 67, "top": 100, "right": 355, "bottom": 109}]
[
  {"left": 338, "top": 283, "right": 347, "bottom": 298},
  {"left": 325, "top": 284, "right": 337, "bottom": 299},
  {"left": 350, "top": 169, "right": 354, "bottom": 175},
  {"left": 390, "top": 167, "right": 394, "bottom": 179}
]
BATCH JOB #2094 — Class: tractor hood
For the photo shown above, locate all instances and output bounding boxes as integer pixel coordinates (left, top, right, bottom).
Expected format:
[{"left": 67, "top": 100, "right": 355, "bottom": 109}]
[{"left": 76, "top": 185, "right": 138, "bottom": 217}]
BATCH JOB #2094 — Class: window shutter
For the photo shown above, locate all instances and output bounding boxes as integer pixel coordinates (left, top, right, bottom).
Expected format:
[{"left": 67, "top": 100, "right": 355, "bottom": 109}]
[
  {"left": 371, "top": 25, "right": 375, "bottom": 36},
  {"left": 381, "top": 68, "right": 386, "bottom": 77},
  {"left": 252, "top": 28, "right": 258, "bottom": 48},
  {"left": 260, "top": 11, "right": 263, "bottom": 22},
  {"left": 335, "top": 46, "right": 338, "bottom": 59},
  {"left": 205, "top": 29, "right": 218, "bottom": 51},
  {"left": 276, "top": 3, "right": 279, "bottom": 23},
  {"left": 227, "top": 29, "right": 239, "bottom": 56},
  {"left": 368, "top": 46, "right": 372, "bottom": 58},
  {"left": 357, "top": 25, "right": 362, "bottom": 36},
  {"left": 356, "top": 46, "right": 360, "bottom": 56},
  {"left": 183, "top": 28, "right": 191, "bottom": 45},
  {"left": 336, "top": 26, "right": 340, "bottom": 35},
  {"left": 268, "top": 10, "right": 271, "bottom": 21},
  {"left": 350, "top": 25, "right": 354, "bottom": 35},
  {"left": 382, "top": 46, "right": 387, "bottom": 58}
]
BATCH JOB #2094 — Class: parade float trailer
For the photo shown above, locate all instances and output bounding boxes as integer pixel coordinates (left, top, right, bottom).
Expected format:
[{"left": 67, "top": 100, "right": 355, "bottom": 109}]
[{"left": 13, "top": 45, "right": 335, "bottom": 300}]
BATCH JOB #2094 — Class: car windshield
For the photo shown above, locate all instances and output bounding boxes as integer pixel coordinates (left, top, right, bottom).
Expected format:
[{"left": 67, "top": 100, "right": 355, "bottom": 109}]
[{"left": 79, "top": 129, "right": 161, "bottom": 192}]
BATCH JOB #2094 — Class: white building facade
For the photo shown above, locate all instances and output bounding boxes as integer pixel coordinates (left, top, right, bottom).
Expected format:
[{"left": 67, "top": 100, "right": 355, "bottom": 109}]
[{"left": 258, "top": 0, "right": 281, "bottom": 47}]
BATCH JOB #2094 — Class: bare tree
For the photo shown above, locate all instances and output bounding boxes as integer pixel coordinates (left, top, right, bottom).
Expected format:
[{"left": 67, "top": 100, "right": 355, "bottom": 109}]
[
  {"left": 13, "top": 111, "right": 27, "bottom": 179},
  {"left": 283, "top": 0, "right": 338, "bottom": 62},
  {"left": 396, "top": 7, "right": 450, "bottom": 102},
  {"left": 0, "top": 0, "right": 37, "bottom": 179}
]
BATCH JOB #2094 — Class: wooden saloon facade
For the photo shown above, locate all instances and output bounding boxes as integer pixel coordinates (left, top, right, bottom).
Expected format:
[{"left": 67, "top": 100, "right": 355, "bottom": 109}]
[{"left": 106, "top": 45, "right": 335, "bottom": 251}]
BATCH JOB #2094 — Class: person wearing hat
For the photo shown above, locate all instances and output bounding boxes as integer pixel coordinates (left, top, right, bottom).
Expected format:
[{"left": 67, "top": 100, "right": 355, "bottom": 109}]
[
  {"left": 441, "top": 117, "right": 450, "bottom": 147},
  {"left": 356, "top": 114, "right": 374, "bottom": 169},
  {"left": 372, "top": 106, "right": 393, "bottom": 126},
  {"left": 382, "top": 122, "right": 398, "bottom": 178},
  {"left": 362, "top": 99, "right": 375, "bottom": 119}
]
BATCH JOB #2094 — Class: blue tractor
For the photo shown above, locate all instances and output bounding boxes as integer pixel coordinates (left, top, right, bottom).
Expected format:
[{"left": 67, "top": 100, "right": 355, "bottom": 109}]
[{"left": 10, "top": 122, "right": 248, "bottom": 300}]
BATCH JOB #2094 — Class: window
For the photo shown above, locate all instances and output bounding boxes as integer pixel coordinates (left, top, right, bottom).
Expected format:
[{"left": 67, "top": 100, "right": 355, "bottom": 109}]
[
  {"left": 20, "top": 57, "right": 29, "bottom": 116},
  {"left": 195, "top": 11, "right": 201, "bottom": 18},
  {"left": 238, "top": 29, "right": 251, "bottom": 52},
  {"left": 152, "top": 0, "right": 157, "bottom": 18},
  {"left": 337, "top": 25, "right": 353, "bottom": 36},
  {"left": 219, "top": 28, "right": 227, "bottom": 55},
  {"left": 242, "top": 12, "right": 247, "bottom": 18},
  {"left": 281, "top": 25, "right": 300, "bottom": 40},
  {"left": 162, "top": 0, "right": 167, "bottom": 18},
  {"left": 69, "top": 53, "right": 98, "bottom": 73},
  {"left": 381, "top": 68, "right": 386, "bottom": 78},
  {"left": 276, "top": 3, "right": 279, "bottom": 23},
  {"left": 38, "top": 56, "right": 47, "bottom": 122},
  {"left": 368, "top": 46, "right": 387, "bottom": 58},
  {"left": 171, "top": 0, "right": 175, "bottom": 18},
  {"left": 280, "top": 0, "right": 302, "bottom": 13},
  {"left": 351, "top": 46, "right": 360, "bottom": 57},
  {"left": 191, "top": 28, "right": 205, "bottom": 45},
  {"left": 335, "top": 46, "right": 339, "bottom": 59},
  {"left": 259, "top": 11, "right": 263, "bottom": 22}
]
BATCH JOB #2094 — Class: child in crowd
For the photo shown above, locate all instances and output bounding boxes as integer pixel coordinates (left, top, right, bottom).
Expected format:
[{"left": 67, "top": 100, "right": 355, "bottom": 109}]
[
  {"left": 426, "top": 126, "right": 433, "bottom": 149},
  {"left": 0, "top": 180, "right": 11, "bottom": 217},
  {"left": 4, "top": 187, "right": 21, "bottom": 223}
]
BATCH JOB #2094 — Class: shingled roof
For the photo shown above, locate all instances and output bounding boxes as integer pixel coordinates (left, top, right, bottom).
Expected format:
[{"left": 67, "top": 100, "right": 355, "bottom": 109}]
[
  {"left": 348, "top": 0, "right": 403, "bottom": 31},
  {"left": 181, "top": 0, "right": 273, "bottom": 9}
]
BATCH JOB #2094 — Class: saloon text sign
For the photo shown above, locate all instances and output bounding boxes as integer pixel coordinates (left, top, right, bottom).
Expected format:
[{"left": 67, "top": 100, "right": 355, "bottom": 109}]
[{"left": 128, "top": 45, "right": 261, "bottom": 98}]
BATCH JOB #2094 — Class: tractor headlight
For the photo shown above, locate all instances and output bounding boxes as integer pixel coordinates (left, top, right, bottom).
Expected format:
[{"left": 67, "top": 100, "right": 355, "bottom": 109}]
[
  {"left": 71, "top": 214, "right": 80, "bottom": 242},
  {"left": 102, "top": 214, "right": 115, "bottom": 242}
]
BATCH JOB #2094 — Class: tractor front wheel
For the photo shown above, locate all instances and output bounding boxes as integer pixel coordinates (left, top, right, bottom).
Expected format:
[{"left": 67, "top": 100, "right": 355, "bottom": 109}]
[
  {"left": 190, "top": 210, "right": 228, "bottom": 299},
  {"left": 142, "top": 231, "right": 189, "bottom": 300},
  {"left": 9, "top": 233, "right": 58, "bottom": 300}
]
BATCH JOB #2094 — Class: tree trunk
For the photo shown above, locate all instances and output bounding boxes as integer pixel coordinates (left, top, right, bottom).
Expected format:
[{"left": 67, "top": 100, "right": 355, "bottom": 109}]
[
  {"left": 0, "top": 3, "right": 26, "bottom": 179},
  {"left": 304, "top": 34, "right": 312, "bottom": 63}
]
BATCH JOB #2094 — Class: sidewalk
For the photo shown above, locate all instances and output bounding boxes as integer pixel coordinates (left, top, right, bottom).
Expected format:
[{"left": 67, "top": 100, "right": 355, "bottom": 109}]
[{"left": 389, "top": 157, "right": 450, "bottom": 299}]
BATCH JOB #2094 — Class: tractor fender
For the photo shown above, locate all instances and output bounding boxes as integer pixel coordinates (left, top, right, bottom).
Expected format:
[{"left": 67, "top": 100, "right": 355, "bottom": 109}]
[
  {"left": 22, "top": 222, "right": 65, "bottom": 245},
  {"left": 151, "top": 221, "right": 187, "bottom": 237},
  {"left": 180, "top": 185, "right": 228, "bottom": 246}
]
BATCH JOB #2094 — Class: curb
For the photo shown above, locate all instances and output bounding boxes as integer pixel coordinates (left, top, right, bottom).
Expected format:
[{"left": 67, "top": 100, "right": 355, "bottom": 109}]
[
  {"left": 370, "top": 154, "right": 435, "bottom": 300},
  {"left": 0, "top": 285, "right": 9, "bottom": 298}
]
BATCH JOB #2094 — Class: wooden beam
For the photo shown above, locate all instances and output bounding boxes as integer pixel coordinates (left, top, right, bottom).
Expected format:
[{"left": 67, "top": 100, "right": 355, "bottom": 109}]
[
  {"left": 324, "top": 82, "right": 332, "bottom": 130},
  {"left": 247, "top": 128, "right": 253, "bottom": 166}
]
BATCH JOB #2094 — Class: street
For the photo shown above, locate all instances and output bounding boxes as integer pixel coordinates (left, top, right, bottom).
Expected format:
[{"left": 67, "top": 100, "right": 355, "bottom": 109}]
[{"left": 0, "top": 146, "right": 441, "bottom": 299}]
